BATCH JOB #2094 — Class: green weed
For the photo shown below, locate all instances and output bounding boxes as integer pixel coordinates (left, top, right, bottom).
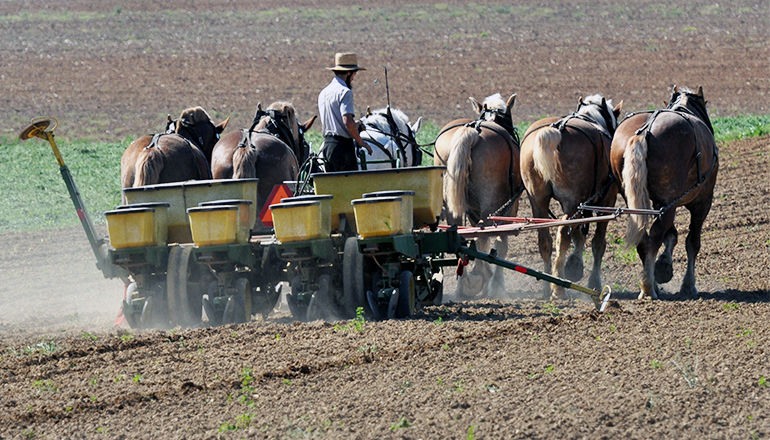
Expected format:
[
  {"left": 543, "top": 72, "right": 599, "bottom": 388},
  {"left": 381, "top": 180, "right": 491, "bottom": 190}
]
[
  {"left": 542, "top": 302, "right": 561, "bottom": 316},
  {"left": 390, "top": 418, "right": 411, "bottom": 430},
  {"left": 24, "top": 340, "right": 60, "bottom": 355},
  {"left": 33, "top": 380, "right": 58, "bottom": 392},
  {"left": 81, "top": 331, "right": 98, "bottom": 341},
  {"left": 467, "top": 425, "right": 477, "bottom": 440},
  {"left": 335, "top": 307, "right": 367, "bottom": 333}
]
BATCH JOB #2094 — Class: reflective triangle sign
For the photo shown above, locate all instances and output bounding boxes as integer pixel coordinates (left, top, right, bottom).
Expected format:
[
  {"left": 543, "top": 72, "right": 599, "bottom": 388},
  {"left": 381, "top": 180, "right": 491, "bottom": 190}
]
[{"left": 259, "top": 184, "right": 293, "bottom": 227}]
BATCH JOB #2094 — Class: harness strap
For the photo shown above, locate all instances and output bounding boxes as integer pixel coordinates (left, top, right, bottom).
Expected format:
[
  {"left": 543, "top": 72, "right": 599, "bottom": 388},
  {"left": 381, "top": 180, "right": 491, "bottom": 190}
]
[
  {"left": 361, "top": 130, "right": 395, "bottom": 162},
  {"left": 522, "top": 115, "right": 618, "bottom": 222},
  {"left": 142, "top": 133, "right": 211, "bottom": 179},
  {"left": 627, "top": 105, "right": 719, "bottom": 216}
]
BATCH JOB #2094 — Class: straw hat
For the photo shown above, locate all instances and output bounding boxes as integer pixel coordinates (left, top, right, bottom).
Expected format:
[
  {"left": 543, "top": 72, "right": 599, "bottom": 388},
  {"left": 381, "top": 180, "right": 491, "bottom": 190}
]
[{"left": 326, "top": 52, "right": 366, "bottom": 72}]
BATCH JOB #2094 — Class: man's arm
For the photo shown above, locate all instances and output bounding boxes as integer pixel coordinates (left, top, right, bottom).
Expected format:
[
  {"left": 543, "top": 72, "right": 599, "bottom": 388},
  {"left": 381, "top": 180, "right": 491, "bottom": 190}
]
[{"left": 343, "top": 113, "right": 372, "bottom": 154}]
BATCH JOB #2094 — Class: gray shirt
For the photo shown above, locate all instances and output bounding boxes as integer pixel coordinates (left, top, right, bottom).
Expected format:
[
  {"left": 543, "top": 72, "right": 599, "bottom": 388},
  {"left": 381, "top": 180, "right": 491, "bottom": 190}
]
[{"left": 318, "top": 76, "right": 355, "bottom": 138}]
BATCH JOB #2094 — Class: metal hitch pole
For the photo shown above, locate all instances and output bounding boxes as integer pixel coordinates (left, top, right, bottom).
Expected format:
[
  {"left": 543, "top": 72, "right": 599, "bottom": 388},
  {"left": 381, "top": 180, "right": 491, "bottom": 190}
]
[{"left": 19, "top": 117, "right": 127, "bottom": 281}]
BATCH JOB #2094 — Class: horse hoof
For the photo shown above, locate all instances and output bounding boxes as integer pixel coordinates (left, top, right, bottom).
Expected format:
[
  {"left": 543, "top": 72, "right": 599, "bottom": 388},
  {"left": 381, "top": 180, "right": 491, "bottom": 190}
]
[
  {"left": 550, "top": 289, "right": 567, "bottom": 301},
  {"left": 564, "top": 255, "right": 584, "bottom": 282},
  {"left": 654, "top": 255, "right": 674, "bottom": 284},
  {"left": 637, "top": 290, "right": 658, "bottom": 300},
  {"left": 457, "top": 274, "right": 483, "bottom": 300}
]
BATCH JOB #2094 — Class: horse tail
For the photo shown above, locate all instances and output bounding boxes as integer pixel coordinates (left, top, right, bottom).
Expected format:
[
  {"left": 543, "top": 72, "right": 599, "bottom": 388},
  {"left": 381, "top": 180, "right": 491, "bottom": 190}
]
[
  {"left": 445, "top": 127, "right": 478, "bottom": 221},
  {"left": 622, "top": 134, "right": 651, "bottom": 246},
  {"left": 531, "top": 126, "right": 562, "bottom": 183},
  {"left": 134, "top": 147, "right": 163, "bottom": 186},
  {"left": 232, "top": 146, "right": 257, "bottom": 179}
]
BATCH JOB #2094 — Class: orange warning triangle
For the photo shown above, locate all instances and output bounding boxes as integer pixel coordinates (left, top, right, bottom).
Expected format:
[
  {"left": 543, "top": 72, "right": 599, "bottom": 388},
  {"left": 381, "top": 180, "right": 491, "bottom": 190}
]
[{"left": 259, "top": 184, "right": 293, "bottom": 227}]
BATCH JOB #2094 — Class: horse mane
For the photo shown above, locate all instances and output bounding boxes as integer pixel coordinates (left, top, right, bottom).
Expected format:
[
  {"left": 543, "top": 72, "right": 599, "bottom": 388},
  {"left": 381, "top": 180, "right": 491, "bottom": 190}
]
[
  {"left": 481, "top": 93, "right": 507, "bottom": 111},
  {"left": 579, "top": 94, "right": 617, "bottom": 132},
  {"left": 668, "top": 86, "right": 713, "bottom": 133},
  {"left": 177, "top": 106, "right": 213, "bottom": 128},
  {"left": 364, "top": 108, "right": 411, "bottom": 135}
]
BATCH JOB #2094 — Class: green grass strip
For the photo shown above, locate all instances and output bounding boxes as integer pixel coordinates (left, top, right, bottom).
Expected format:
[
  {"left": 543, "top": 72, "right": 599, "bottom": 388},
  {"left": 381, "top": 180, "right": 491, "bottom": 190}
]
[{"left": 0, "top": 114, "right": 767, "bottom": 234}]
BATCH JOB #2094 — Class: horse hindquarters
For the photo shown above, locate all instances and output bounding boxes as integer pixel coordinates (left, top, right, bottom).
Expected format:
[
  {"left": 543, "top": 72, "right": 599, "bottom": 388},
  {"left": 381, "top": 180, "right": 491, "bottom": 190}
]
[
  {"left": 445, "top": 127, "right": 478, "bottom": 221},
  {"left": 622, "top": 134, "right": 652, "bottom": 246}
]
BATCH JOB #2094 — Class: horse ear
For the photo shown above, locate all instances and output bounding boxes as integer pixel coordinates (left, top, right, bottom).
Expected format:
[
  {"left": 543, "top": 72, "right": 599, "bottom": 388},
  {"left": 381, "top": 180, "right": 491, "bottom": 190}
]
[
  {"left": 167, "top": 115, "right": 173, "bottom": 123},
  {"left": 411, "top": 116, "right": 422, "bottom": 135},
  {"left": 613, "top": 100, "right": 624, "bottom": 118},
  {"left": 257, "top": 102, "right": 263, "bottom": 111},
  {"left": 302, "top": 115, "right": 317, "bottom": 131},
  {"left": 505, "top": 94, "right": 517, "bottom": 115},
  {"left": 366, "top": 106, "right": 372, "bottom": 116},
  {"left": 601, "top": 97, "right": 607, "bottom": 109},
  {"left": 697, "top": 86, "right": 704, "bottom": 98},
  {"left": 216, "top": 117, "right": 230, "bottom": 134},
  {"left": 469, "top": 97, "right": 482, "bottom": 113}
]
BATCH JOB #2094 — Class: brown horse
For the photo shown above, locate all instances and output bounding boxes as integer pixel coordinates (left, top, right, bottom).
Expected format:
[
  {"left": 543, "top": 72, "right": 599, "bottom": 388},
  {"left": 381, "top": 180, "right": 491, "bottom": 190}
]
[
  {"left": 434, "top": 93, "right": 522, "bottom": 299},
  {"left": 610, "top": 86, "right": 719, "bottom": 299},
  {"left": 520, "top": 94, "right": 623, "bottom": 300},
  {"left": 211, "top": 101, "right": 316, "bottom": 212},
  {"left": 121, "top": 106, "right": 229, "bottom": 188}
]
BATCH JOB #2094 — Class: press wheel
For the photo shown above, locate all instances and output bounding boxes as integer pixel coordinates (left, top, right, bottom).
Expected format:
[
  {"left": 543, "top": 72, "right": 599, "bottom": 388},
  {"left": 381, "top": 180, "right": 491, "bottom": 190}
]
[
  {"left": 395, "top": 271, "right": 416, "bottom": 318},
  {"left": 167, "top": 246, "right": 203, "bottom": 328},
  {"left": 342, "top": 236, "right": 366, "bottom": 318},
  {"left": 306, "top": 274, "right": 332, "bottom": 321},
  {"left": 222, "top": 278, "right": 250, "bottom": 325}
]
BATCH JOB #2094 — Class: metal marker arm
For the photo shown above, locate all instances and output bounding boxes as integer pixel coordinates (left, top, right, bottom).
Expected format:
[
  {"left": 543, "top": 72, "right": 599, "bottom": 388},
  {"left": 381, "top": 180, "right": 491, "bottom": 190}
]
[
  {"left": 457, "top": 244, "right": 604, "bottom": 309},
  {"left": 44, "top": 132, "right": 128, "bottom": 281}
]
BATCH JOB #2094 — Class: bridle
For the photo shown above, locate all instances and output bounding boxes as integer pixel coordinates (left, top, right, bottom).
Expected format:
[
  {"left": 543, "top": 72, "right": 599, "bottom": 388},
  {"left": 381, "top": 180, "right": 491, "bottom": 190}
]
[
  {"left": 170, "top": 117, "right": 219, "bottom": 151},
  {"left": 362, "top": 109, "right": 419, "bottom": 166}
]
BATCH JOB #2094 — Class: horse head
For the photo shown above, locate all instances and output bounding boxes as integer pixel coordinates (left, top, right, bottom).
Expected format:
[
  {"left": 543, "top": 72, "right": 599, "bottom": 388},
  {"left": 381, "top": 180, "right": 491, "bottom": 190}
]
[
  {"left": 360, "top": 107, "right": 422, "bottom": 167},
  {"left": 175, "top": 106, "right": 229, "bottom": 162},
  {"left": 253, "top": 101, "right": 316, "bottom": 165},
  {"left": 469, "top": 93, "right": 518, "bottom": 140},
  {"left": 576, "top": 94, "right": 623, "bottom": 136},
  {"left": 667, "top": 86, "right": 713, "bottom": 134}
]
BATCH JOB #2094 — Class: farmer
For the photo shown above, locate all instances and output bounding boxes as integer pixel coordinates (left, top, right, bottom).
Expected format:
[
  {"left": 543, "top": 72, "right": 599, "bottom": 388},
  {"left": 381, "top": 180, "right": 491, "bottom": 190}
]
[{"left": 318, "top": 52, "right": 372, "bottom": 172}]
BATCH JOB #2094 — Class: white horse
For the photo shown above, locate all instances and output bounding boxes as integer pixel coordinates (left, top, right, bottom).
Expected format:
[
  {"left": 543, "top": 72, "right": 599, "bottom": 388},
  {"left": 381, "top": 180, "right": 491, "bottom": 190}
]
[{"left": 358, "top": 108, "right": 422, "bottom": 170}]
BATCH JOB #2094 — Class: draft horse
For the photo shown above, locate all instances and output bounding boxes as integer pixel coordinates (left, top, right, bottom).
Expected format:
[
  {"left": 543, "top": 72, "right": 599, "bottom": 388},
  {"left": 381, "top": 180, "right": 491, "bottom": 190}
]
[
  {"left": 121, "top": 106, "right": 229, "bottom": 188},
  {"left": 358, "top": 107, "right": 423, "bottom": 169},
  {"left": 434, "top": 93, "right": 523, "bottom": 299},
  {"left": 520, "top": 94, "right": 623, "bottom": 300},
  {"left": 211, "top": 101, "right": 316, "bottom": 212},
  {"left": 611, "top": 86, "right": 719, "bottom": 299}
]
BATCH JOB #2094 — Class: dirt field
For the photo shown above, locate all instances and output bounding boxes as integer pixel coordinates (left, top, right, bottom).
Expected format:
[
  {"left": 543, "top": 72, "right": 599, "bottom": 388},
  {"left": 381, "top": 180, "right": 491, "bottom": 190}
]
[{"left": 1, "top": 0, "right": 769, "bottom": 439}]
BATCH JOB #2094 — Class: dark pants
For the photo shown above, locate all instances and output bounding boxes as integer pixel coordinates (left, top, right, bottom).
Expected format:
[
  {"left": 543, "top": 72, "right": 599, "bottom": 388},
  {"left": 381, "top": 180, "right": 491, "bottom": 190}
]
[{"left": 323, "top": 135, "right": 357, "bottom": 172}]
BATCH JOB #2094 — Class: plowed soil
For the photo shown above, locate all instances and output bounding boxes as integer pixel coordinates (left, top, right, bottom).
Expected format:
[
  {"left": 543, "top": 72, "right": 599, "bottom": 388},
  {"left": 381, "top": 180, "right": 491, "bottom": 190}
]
[{"left": 1, "top": 0, "right": 769, "bottom": 439}]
